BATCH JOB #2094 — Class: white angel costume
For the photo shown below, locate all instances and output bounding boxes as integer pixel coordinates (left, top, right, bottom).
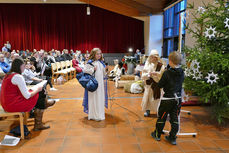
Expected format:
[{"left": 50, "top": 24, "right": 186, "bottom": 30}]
[
  {"left": 141, "top": 50, "right": 165, "bottom": 114},
  {"left": 83, "top": 60, "right": 108, "bottom": 121}
]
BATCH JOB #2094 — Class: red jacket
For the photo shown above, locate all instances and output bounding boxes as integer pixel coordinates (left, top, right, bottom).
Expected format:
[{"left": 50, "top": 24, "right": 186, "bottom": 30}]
[{"left": 72, "top": 59, "right": 82, "bottom": 73}]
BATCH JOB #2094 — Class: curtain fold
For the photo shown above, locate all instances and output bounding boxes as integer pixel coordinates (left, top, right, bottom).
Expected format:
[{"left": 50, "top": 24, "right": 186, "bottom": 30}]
[{"left": 0, "top": 4, "right": 144, "bottom": 53}]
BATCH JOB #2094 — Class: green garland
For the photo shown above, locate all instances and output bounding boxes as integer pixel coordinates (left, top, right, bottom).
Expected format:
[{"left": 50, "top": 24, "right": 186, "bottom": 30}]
[{"left": 184, "top": 0, "right": 229, "bottom": 123}]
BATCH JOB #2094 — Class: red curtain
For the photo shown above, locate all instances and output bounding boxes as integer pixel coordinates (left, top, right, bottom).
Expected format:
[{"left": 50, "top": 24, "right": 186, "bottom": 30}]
[{"left": 0, "top": 4, "right": 144, "bottom": 53}]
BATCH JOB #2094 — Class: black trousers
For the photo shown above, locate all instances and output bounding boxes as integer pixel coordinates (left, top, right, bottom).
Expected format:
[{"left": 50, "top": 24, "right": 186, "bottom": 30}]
[
  {"left": 154, "top": 99, "right": 181, "bottom": 139},
  {"left": 46, "top": 76, "right": 53, "bottom": 88},
  {"left": 38, "top": 75, "right": 53, "bottom": 88},
  {"left": 34, "top": 88, "right": 47, "bottom": 110}
]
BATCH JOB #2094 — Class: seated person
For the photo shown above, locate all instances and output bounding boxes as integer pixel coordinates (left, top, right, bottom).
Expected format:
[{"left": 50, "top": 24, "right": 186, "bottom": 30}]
[
  {"left": 72, "top": 54, "right": 82, "bottom": 73},
  {"left": 0, "top": 72, "right": 5, "bottom": 120},
  {"left": 134, "top": 62, "right": 142, "bottom": 80},
  {"left": 22, "top": 60, "right": 43, "bottom": 85},
  {"left": 0, "top": 53, "right": 10, "bottom": 73},
  {"left": 0, "top": 58, "right": 55, "bottom": 131},
  {"left": 61, "top": 49, "right": 72, "bottom": 61},
  {"left": 114, "top": 62, "right": 125, "bottom": 81},
  {"left": 55, "top": 51, "right": 64, "bottom": 62},
  {"left": 38, "top": 51, "right": 57, "bottom": 91},
  {"left": 0, "top": 72, "right": 5, "bottom": 99},
  {"left": 108, "top": 59, "right": 119, "bottom": 78}
]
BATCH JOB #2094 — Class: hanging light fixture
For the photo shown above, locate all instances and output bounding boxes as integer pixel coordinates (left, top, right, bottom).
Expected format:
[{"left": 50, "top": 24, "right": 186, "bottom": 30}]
[
  {"left": 87, "top": 6, "right": 90, "bottom": 15},
  {"left": 87, "top": 0, "right": 90, "bottom": 15}
]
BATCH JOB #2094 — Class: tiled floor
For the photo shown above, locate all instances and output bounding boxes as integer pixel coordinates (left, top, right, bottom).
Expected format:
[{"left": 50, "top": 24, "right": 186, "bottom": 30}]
[{"left": 0, "top": 79, "right": 229, "bottom": 153}]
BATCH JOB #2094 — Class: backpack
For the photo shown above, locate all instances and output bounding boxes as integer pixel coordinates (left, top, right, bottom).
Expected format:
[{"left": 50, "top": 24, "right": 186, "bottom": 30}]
[{"left": 10, "top": 125, "right": 30, "bottom": 137}]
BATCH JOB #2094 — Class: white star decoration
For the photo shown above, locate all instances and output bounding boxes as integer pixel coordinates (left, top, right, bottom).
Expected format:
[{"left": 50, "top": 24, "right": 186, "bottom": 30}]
[
  {"left": 184, "top": 68, "right": 193, "bottom": 77},
  {"left": 198, "top": 6, "right": 206, "bottom": 14},
  {"left": 190, "top": 60, "right": 200, "bottom": 72},
  {"left": 205, "top": 72, "right": 219, "bottom": 84},
  {"left": 193, "top": 71, "right": 203, "bottom": 80},
  {"left": 224, "top": 18, "right": 229, "bottom": 29},
  {"left": 204, "top": 26, "right": 217, "bottom": 39},
  {"left": 184, "top": 68, "right": 191, "bottom": 77}
]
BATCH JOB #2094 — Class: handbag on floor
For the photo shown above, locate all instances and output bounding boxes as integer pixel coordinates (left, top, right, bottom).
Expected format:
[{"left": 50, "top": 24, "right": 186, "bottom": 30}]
[{"left": 10, "top": 125, "right": 30, "bottom": 137}]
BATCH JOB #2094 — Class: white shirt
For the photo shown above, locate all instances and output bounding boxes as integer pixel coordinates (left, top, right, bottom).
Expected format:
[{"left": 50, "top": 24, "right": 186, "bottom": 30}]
[
  {"left": 11, "top": 74, "right": 31, "bottom": 99},
  {"left": 22, "top": 69, "right": 36, "bottom": 85}
]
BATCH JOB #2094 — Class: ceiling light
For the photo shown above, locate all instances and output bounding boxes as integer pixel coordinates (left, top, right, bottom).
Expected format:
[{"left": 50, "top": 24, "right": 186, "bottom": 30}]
[
  {"left": 87, "top": 0, "right": 90, "bottom": 15},
  {"left": 87, "top": 6, "right": 90, "bottom": 15},
  {"left": 128, "top": 48, "right": 133, "bottom": 52}
]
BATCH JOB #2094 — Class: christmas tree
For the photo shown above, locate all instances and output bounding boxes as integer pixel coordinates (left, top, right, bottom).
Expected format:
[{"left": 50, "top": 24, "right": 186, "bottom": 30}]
[{"left": 184, "top": 0, "right": 229, "bottom": 123}]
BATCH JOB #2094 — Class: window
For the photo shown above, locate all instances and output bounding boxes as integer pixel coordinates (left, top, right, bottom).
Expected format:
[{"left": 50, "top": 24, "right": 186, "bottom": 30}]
[{"left": 162, "top": 0, "right": 187, "bottom": 57}]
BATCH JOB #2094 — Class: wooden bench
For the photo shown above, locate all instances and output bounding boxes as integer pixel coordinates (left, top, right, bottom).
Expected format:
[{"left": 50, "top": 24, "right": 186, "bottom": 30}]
[{"left": 0, "top": 106, "right": 28, "bottom": 139}]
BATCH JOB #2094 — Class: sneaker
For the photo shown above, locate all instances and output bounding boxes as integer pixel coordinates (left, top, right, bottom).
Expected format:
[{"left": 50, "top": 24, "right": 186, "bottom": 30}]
[
  {"left": 144, "top": 110, "right": 150, "bottom": 117},
  {"left": 45, "top": 99, "right": 56, "bottom": 108},
  {"left": 151, "top": 132, "right": 161, "bottom": 141},
  {"left": 50, "top": 88, "right": 57, "bottom": 91},
  {"left": 165, "top": 136, "right": 176, "bottom": 145}
]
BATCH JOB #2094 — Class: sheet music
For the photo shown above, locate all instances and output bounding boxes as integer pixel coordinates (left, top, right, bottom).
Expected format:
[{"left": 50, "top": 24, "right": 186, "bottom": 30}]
[
  {"left": 28, "top": 80, "right": 47, "bottom": 91},
  {"left": 0, "top": 135, "right": 20, "bottom": 146}
]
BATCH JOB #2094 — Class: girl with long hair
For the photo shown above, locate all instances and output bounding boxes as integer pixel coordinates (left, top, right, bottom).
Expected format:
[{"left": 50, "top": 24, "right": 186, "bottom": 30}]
[{"left": 82, "top": 48, "right": 108, "bottom": 121}]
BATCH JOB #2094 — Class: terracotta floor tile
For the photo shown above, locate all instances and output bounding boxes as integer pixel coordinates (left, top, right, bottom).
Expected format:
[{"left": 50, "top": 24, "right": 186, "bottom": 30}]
[
  {"left": 133, "top": 127, "right": 151, "bottom": 137},
  {"left": 178, "top": 141, "right": 202, "bottom": 152},
  {"left": 69, "top": 121, "right": 85, "bottom": 129},
  {"left": 101, "top": 136, "right": 120, "bottom": 144},
  {"left": 66, "top": 128, "right": 86, "bottom": 137},
  {"left": 140, "top": 143, "right": 163, "bottom": 153},
  {"left": 203, "top": 150, "right": 226, "bottom": 153},
  {"left": 121, "top": 144, "right": 142, "bottom": 153},
  {"left": 80, "top": 144, "right": 101, "bottom": 153},
  {"left": 214, "top": 140, "right": 229, "bottom": 150},
  {"left": 131, "top": 122, "right": 151, "bottom": 128},
  {"left": 99, "top": 128, "right": 117, "bottom": 136},
  {"left": 62, "top": 136, "right": 82, "bottom": 147},
  {"left": 115, "top": 122, "right": 132, "bottom": 128},
  {"left": 21, "top": 137, "right": 45, "bottom": 147},
  {"left": 137, "top": 135, "right": 156, "bottom": 144},
  {"left": 183, "top": 151, "right": 205, "bottom": 153},
  {"left": 195, "top": 138, "right": 220, "bottom": 150},
  {"left": 102, "top": 144, "right": 122, "bottom": 153},
  {"left": 42, "top": 138, "right": 64, "bottom": 148},
  {"left": 82, "top": 136, "right": 102, "bottom": 145},
  {"left": 116, "top": 127, "right": 135, "bottom": 137},
  {"left": 205, "top": 130, "right": 228, "bottom": 139},
  {"left": 159, "top": 141, "right": 183, "bottom": 152},
  {"left": 48, "top": 128, "right": 67, "bottom": 138},
  {"left": 0, "top": 149, "right": 19, "bottom": 153},
  {"left": 48, "top": 121, "right": 70, "bottom": 129},
  {"left": 60, "top": 145, "right": 81, "bottom": 153},
  {"left": 118, "top": 136, "right": 138, "bottom": 144},
  {"left": 18, "top": 147, "right": 40, "bottom": 153},
  {"left": 85, "top": 128, "right": 102, "bottom": 136},
  {"left": 38, "top": 146, "right": 61, "bottom": 153}
]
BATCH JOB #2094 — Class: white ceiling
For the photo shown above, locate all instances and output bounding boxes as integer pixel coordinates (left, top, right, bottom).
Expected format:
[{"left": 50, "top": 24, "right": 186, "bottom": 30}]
[{"left": 0, "top": 0, "right": 85, "bottom": 4}]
